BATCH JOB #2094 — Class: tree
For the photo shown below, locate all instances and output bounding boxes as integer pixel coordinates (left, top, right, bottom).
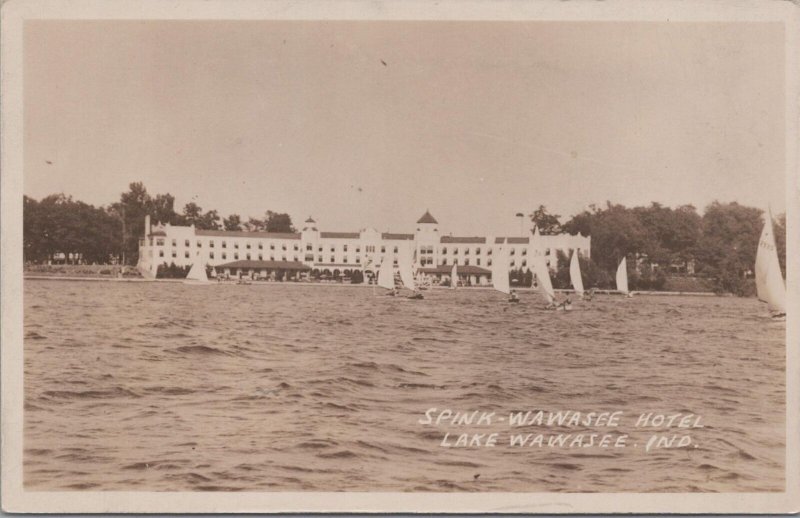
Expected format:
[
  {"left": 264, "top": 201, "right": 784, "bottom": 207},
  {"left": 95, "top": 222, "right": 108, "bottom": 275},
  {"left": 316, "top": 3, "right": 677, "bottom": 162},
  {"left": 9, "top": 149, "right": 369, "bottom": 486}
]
[
  {"left": 264, "top": 211, "right": 295, "bottom": 233},
  {"left": 223, "top": 214, "right": 243, "bottom": 231},
  {"left": 245, "top": 217, "right": 266, "bottom": 232},
  {"left": 693, "top": 201, "right": 762, "bottom": 295},
  {"left": 529, "top": 205, "right": 562, "bottom": 235}
]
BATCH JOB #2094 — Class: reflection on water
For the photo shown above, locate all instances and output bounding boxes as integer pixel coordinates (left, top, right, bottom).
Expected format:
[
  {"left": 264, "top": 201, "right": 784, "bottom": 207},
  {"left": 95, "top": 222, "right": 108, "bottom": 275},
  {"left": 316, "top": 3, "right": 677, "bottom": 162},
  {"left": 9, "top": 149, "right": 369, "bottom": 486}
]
[{"left": 24, "top": 280, "right": 785, "bottom": 491}]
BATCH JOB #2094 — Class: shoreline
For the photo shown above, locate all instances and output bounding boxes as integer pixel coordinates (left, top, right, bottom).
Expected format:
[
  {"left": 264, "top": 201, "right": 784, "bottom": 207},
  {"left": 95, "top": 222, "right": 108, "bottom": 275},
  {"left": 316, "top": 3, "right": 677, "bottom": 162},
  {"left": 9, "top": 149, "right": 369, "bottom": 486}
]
[{"left": 23, "top": 275, "right": 721, "bottom": 296}]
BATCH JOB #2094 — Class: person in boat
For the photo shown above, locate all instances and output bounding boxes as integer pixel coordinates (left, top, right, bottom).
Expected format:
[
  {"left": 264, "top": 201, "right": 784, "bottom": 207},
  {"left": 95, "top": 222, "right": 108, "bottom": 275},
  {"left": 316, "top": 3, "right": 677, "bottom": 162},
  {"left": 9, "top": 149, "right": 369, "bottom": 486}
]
[
  {"left": 584, "top": 288, "right": 594, "bottom": 301},
  {"left": 508, "top": 290, "right": 520, "bottom": 303},
  {"left": 408, "top": 289, "right": 424, "bottom": 300},
  {"left": 558, "top": 297, "right": 573, "bottom": 311},
  {"left": 388, "top": 288, "right": 398, "bottom": 296}
]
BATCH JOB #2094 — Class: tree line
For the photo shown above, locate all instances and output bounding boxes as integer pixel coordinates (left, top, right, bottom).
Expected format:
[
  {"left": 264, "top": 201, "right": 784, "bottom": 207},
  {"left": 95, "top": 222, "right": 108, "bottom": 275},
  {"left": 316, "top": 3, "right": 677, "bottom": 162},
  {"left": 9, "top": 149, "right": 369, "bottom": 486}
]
[
  {"left": 529, "top": 202, "right": 785, "bottom": 295},
  {"left": 22, "top": 183, "right": 786, "bottom": 295},
  {"left": 24, "top": 182, "right": 296, "bottom": 266}
]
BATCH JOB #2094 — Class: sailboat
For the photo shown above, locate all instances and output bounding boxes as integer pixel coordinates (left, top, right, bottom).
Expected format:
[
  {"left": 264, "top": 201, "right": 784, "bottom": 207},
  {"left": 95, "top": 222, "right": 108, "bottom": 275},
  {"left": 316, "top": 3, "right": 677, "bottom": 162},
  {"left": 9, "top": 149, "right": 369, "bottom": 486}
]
[
  {"left": 184, "top": 260, "right": 211, "bottom": 285},
  {"left": 533, "top": 254, "right": 557, "bottom": 308},
  {"left": 377, "top": 257, "right": 396, "bottom": 294},
  {"left": 451, "top": 263, "right": 458, "bottom": 289},
  {"left": 399, "top": 244, "right": 423, "bottom": 299},
  {"left": 755, "top": 209, "right": 786, "bottom": 318},
  {"left": 570, "top": 250, "right": 585, "bottom": 299},
  {"left": 616, "top": 257, "right": 631, "bottom": 297},
  {"left": 492, "top": 245, "right": 514, "bottom": 301}
]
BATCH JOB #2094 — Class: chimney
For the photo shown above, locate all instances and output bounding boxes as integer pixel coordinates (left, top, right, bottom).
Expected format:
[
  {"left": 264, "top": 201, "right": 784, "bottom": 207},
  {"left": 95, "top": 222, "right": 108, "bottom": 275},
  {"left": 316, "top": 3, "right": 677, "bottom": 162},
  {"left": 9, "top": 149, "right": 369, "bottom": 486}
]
[{"left": 145, "top": 214, "right": 151, "bottom": 236}]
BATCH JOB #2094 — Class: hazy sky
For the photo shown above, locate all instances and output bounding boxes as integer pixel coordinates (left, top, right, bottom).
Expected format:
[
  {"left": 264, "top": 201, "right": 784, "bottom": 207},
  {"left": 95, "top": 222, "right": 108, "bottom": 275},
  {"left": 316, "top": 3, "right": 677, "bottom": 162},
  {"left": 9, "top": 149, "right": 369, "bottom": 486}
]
[{"left": 24, "top": 20, "right": 785, "bottom": 236}]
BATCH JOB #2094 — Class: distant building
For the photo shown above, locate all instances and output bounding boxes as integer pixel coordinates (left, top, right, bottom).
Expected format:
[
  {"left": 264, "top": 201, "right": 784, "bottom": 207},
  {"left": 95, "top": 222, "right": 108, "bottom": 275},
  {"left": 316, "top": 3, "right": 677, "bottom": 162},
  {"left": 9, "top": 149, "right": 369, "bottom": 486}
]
[{"left": 137, "top": 211, "right": 590, "bottom": 284}]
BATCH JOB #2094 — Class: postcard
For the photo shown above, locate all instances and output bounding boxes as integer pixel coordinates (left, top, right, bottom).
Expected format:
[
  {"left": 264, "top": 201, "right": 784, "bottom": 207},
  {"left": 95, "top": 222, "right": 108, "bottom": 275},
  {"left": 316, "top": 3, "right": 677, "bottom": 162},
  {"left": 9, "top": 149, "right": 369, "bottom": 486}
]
[{"left": 2, "top": 0, "right": 798, "bottom": 513}]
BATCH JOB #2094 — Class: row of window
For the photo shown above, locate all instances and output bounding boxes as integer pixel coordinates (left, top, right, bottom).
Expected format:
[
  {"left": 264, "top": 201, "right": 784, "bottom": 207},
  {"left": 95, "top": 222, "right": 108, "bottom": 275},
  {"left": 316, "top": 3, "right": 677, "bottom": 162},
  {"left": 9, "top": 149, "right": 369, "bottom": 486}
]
[{"left": 149, "top": 238, "right": 577, "bottom": 260}]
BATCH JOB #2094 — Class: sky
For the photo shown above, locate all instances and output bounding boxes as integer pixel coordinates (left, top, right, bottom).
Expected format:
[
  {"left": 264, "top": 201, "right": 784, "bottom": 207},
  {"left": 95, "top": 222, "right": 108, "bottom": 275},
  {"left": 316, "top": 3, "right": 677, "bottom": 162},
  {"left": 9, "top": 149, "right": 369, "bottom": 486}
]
[{"left": 23, "top": 20, "right": 786, "bottom": 237}]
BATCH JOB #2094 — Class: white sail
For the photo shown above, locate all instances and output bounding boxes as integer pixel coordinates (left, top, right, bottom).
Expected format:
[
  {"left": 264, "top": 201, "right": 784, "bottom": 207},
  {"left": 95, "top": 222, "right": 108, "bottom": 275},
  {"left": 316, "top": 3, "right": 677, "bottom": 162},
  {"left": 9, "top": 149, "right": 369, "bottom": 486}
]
[
  {"left": 616, "top": 257, "right": 629, "bottom": 294},
  {"left": 569, "top": 250, "right": 584, "bottom": 297},
  {"left": 398, "top": 244, "right": 416, "bottom": 291},
  {"left": 377, "top": 258, "right": 395, "bottom": 290},
  {"left": 185, "top": 261, "right": 208, "bottom": 282},
  {"left": 755, "top": 209, "right": 786, "bottom": 314},
  {"left": 533, "top": 254, "right": 555, "bottom": 304},
  {"left": 451, "top": 263, "right": 458, "bottom": 289},
  {"left": 492, "top": 245, "right": 511, "bottom": 294}
]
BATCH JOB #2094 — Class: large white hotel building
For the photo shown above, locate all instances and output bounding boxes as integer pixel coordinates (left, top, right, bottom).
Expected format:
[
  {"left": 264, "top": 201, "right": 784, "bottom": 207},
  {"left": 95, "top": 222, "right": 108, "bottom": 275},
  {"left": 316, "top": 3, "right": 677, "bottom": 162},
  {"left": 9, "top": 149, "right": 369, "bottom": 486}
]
[{"left": 137, "top": 211, "right": 590, "bottom": 285}]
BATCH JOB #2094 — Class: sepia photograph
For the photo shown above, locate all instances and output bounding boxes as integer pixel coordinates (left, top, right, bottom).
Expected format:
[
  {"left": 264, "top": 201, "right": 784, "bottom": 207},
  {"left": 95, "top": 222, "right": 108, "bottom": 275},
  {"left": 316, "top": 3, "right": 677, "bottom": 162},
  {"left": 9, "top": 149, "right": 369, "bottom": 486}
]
[{"left": 2, "top": 0, "right": 798, "bottom": 514}]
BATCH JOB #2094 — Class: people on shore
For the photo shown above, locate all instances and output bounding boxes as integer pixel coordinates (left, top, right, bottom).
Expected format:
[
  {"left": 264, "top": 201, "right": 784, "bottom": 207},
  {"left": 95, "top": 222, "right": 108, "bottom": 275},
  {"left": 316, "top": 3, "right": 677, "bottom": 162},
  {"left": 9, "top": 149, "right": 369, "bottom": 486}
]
[{"left": 508, "top": 290, "right": 520, "bottom": 303}]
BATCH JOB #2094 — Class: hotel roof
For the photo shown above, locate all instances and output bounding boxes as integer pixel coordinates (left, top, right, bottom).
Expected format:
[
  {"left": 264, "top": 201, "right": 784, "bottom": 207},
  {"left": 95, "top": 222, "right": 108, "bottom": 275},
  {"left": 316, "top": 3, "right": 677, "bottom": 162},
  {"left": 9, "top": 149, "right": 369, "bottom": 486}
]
[
  {"left": 495, "top": 237, "right": 530, "bottom": 244},
  {"left": 382, "top": 233, "right": 414, "bottom": 240},
  {"left": 320, "top": 232, "right": 360, "bottom": 239},
  {"left": 214, "top": 260, "right": 310, "bottom": 270},
  {"left": 196, "top": 229, "right": 301, "bottom": 240},
  {"left": 440, "top": 236, "right": 486, "bottom": 244},
  {"left": 416, "top": 210, "right": 438, "bottom": 224}
]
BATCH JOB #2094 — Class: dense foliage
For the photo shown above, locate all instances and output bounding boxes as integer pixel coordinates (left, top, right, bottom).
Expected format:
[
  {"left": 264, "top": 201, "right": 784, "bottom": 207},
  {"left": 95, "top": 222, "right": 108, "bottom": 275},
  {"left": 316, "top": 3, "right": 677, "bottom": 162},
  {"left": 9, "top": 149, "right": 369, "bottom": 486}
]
[{"left": 25, "top": 182, "right": 295, "bottom": 266}]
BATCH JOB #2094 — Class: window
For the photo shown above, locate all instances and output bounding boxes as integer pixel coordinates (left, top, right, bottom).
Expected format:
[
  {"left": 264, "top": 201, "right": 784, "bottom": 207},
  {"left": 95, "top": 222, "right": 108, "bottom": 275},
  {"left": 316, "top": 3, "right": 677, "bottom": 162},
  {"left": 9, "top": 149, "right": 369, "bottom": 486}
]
[
  {"left": 442, "top": 258, "right": 448, "bottom": 265},
  {"left": 356, "top": 256, "right": 361, "bottom": 263},
  {"left": 234, "top": 253, "right": 239, "bottom": 260},
  {"left": 185, "top": 239, "right": 190, "bottom": 247},
  {"left": 171, "top": 251, "right": 177, "bottom": 258},
  {"left": 171, "top": 239, "right": 176, "bottom": 247},
  {"left": 210, "top": 251, "right": 215, "bottom": 259},
  {"left": 246, "top": 253, "right": 251, "bottom": 260},
  {"left": 222, "top": 241, "right": 227, "bottom": 248},
  {"left": 271, "top": 244, "right": 276, "bottom": 251},
  {"left": 546, "top": 249, "right": 551, "bottom": 256},
  {"left": 454, "top": 258, "right": 458, "bottom": 265},
  {"left": 510, "top": 249, "right": 515, "bottom": 255},
  {"left": 488, "top": 248, "right": 493, "bottom": 255},
  {"left": 454, "top": 248, "right": 459, "bottom": 254},
  {"left": 259, "top": 254, "right": 263, "bottom": 260},
  {"left": 488, "top": 258, "right": 492, "bottom": 266},
  {"left": 282, "top": 244, "right": 287, "bottom": 251},
  {"left": 476, "top": 258, "right": 481, "bottom": 266},
  {"left": 330, "top": 256, "right": 335, "bottom": 262},
  {"left": 246, "top": 243, "right": 251, "bottom": 249},
  {"left": 366, "top": 245, "right": 375, "bottom": 253},
  {"left": 185, "top": 251, "right": 190, "bottom": 258},
  {"left": 234, "top": 242, "right": 239, "bottom": 249},
  {"left": 330, "top": 246, "right": 335, "bottom": 252},
  {"left": 393, "top": 258, "right": 398, "bottom": 265},
  {"left": 465, "top": 248, "right": 470, "bottom": 255},
  {"left": 393, "top": 246, "right": 398, "bottom": 253},
  {"left": 522, "top": 249, "right": 527, "bottom": 256},
  {"left": 476, "top": 247, "right": 481, "bottom": 255},
  {"left": 343, "top": 256, "right": 348, "bottom": 263},
  {"left": 355, "top": 246, "right": 361, "bottom": 253},
  {"left": 293, "top": 245, "right": 299, "bottom": 251},
  {"left": 282, "top": 255, "right": 287, "bottom": 261},
  {"left": 318, "top": 255, "right": 323, "bottom": 262},
  {"left": 271, "top": 255, "right": 275, "bottom": 261},
  {"left": 197, "top": 241, "right": 202, "bottom": 248},
  {"left": 381, "top": 246, "right": 386, "bottom": 253},
  {"left": 210, "top": 240, "right": 214, "bottom": 248},
  {"left": 465, "top": 258, "right": 470, "bottom": 266},
  {"left": 222, "top": 252, "right": 227, "bottom": 260},
  {"left": 442, "top": 247, "right": 447, "bottom": 254},
  {"left": 306, "top": 244, "right": 313, "bottom": 251},
  {"left": 159, "top": 250, "right": 164, "bottom": 257},
  {"left": 522, "top": 259, "right": 527, "bottom": 267},
  {"left": 510, "top": 260, "right": 515, "bottom": 267},
  {"left": 305, "top": 254, "right": 314, "bottom": 262},
  {"left": 156, "top": 238, "right": 164, "bottom": 246},
  {"left": 343, "top": 245, "right": 348, "bottom": 252}
]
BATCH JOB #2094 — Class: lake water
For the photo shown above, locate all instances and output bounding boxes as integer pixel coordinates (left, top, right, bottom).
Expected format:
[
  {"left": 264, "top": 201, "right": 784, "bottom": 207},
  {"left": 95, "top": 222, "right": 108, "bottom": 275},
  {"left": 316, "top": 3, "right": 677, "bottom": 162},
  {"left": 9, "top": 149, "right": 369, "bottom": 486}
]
[{"left": 24, "top": 280, "right": 785, "bottom": 492}]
